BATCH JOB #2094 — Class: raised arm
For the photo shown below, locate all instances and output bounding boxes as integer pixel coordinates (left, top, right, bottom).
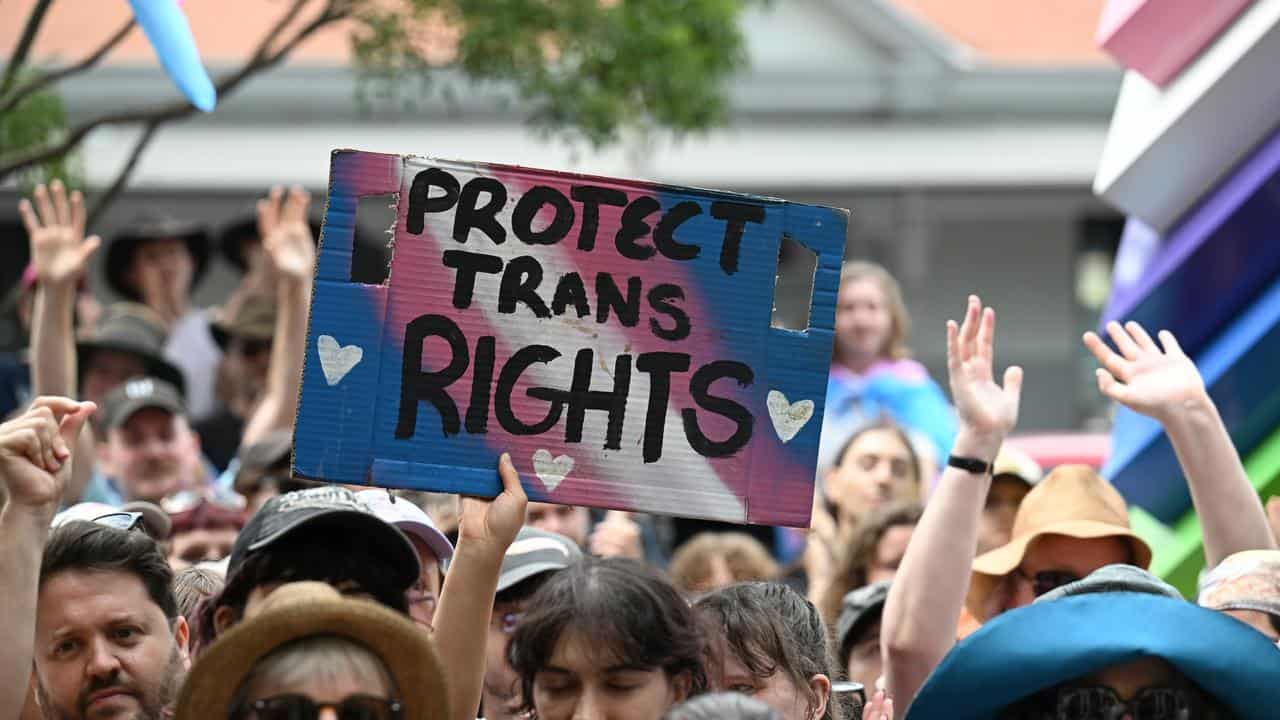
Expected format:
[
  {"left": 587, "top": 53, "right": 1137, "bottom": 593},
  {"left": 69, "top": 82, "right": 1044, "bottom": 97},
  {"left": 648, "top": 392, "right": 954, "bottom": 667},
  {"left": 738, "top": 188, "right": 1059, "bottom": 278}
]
[
  {"left": 240, "top": 186, "right": 315, "bottom": 449},
  {"left": 881, "top": 296, "right": 1022, "bottom": 712},
  {"left": 433, "top": 453, "right": 527, "bottom": 720},
  {"left": 0, "top": 397, "right": 95, "bottom": 719},
  {"left": 19, "top": 181, "right": 101, "bottom": 504},
  {"left": 1084, "top": 322, "right": 1277, "bottom": 566}
]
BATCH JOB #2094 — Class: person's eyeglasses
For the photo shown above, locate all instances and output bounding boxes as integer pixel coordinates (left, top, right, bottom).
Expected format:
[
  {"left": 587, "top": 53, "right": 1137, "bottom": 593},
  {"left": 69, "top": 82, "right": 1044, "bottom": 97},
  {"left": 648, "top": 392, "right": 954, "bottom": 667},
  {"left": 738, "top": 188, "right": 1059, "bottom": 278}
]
[
  {"left": 243, "top": 693, "right": 402, "bottom": 720},
  {"left": 1016, "top": 568, "right": 1080, "bottom": 597},
  {"left": 92, "top": 511, "right": 144, "bottom": 532},
  {"left": 1054, "top": 685, "right": 1198, "bottom": 720},
  {"left": 162, "top": 489, "right": 245, "bottom": 514},
  {"left": 236, "top": 338, "right": 273, "bottom": 358},
  {"left": 497, "top": 611, "right": 524, "bottom": 635}
]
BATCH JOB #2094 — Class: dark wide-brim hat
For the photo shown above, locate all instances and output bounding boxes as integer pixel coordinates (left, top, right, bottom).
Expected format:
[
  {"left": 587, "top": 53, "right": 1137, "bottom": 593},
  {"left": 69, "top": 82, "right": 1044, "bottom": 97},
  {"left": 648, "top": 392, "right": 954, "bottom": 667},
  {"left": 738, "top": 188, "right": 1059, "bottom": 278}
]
[
  {"left": 907, "top": 592, "right": 1280, "bottom": 720},
  {"left": 106, "top": 215, "right": 210, "bottom": 301},
  {"left": 76, "top": 303, "right": 187, "bottom": 396},
  {"left": 217, "top": 215, "right": 323, "bottom": 272},
  {"left": 209, "top": 294, "right": 276, "bottom": 351}
]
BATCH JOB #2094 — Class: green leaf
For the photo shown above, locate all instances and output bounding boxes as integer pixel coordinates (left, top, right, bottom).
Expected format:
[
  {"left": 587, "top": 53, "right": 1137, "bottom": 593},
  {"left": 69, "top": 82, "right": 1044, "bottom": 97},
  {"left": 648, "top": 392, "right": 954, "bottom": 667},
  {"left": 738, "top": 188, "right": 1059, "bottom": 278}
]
[
  {"left": 352, "top": 0, "right": 759, "bottom": 147},
  {"left": 0, "top": 73, "right": 82, "bottom": 192}
]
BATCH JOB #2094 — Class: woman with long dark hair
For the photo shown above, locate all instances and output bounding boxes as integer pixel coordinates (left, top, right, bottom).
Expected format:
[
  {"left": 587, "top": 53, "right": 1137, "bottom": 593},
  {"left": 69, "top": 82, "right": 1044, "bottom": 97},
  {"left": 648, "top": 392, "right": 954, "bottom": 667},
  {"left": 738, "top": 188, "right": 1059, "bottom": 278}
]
[{"left": 509, "top": 557, "right": 709, "bottom": 720}]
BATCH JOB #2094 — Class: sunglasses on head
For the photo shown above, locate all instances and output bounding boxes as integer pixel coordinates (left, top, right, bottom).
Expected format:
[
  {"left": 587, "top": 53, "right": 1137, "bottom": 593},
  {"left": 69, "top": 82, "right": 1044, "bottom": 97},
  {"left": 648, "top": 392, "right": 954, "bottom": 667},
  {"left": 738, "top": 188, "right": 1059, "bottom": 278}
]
[
  {"left": 1052, "top": 685, "right": 1200, "bottom": 720},
  {"left": 241, "top": 694, "right": 402, "bottom": 720},
  {"left": 1015, "top": 568, "right": 1081, "bottom": 597},
  {"left": 91, "top": 511, "right": 145, "bottom": 532}
]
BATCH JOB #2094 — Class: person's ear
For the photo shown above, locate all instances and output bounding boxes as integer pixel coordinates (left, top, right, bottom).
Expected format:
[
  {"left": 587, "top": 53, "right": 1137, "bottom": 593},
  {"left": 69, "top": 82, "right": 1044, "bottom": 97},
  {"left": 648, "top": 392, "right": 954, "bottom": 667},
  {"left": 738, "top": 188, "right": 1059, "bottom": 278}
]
[
  {"left": 808, "top": 673, "right": 831, "bottom": 720},
  {"left": 213, "top": 605, "right": 238, "bottom": 636},
  {"left": 822, "top": 465, "right": 839, "bottom": 497},
  {"left": 172, "top": 615, "right": 191, "bottom": 669},
  {"left": 670, "top": 671, "right": 694, "bottom": 703},
  {"left": 126, "top": 261, "right": 143, "bottom": 293}
]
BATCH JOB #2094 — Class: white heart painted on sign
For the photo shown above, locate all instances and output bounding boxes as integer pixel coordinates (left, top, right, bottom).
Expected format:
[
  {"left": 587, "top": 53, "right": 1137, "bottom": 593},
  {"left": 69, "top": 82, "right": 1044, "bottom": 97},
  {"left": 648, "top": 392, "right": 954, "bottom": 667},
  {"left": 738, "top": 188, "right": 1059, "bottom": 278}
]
[
  {"left": 317, "top": 334, "right": 364, "bottom": 386},
  {"left": 532, "top": 449, "right": 574, "bottom": 492},
  {"left": 766, "top": 390, "right": 814, "bottom": 443}
]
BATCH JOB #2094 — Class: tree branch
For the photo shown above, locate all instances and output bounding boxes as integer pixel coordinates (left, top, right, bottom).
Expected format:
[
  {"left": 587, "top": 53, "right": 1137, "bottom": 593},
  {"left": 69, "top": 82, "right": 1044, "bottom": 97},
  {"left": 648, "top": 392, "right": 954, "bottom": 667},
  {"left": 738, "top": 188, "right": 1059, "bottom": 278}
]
[
  {"left": 1, "top": 0, "right": 54, "bottom": 95},
  {"left": 0, "top": 18, "right": 136, "bottom": 118},
  {"left": 248, "top": 0, "right": 314, "bottom": 65},
  {"left": 0, "top": 0, "right": 346, "bottom": 182},
  {"left": 86, "top": 120, "right": 159, "bottom": 228}
]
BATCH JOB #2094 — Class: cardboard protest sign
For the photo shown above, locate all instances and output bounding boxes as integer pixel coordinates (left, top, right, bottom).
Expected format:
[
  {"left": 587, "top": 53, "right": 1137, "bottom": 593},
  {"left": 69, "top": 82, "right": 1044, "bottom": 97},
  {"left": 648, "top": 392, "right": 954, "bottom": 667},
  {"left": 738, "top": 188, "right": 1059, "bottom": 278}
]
[{"left": 293, "top": 149, "right": 848, "bottom": 526}]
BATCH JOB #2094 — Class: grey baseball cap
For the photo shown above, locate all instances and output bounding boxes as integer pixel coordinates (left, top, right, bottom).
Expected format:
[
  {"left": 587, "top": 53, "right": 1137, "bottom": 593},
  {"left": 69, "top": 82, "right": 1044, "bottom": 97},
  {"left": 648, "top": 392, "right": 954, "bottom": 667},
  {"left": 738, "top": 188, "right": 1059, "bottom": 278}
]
[
  {"left": 498, "top": 527, "right": 582, "bottom": 592},
  {"left": 100, "top": 376, "right": 186, "bottom": 430},
  {"left": 835, "top": 580, "right": 891, "bottom": 662}
]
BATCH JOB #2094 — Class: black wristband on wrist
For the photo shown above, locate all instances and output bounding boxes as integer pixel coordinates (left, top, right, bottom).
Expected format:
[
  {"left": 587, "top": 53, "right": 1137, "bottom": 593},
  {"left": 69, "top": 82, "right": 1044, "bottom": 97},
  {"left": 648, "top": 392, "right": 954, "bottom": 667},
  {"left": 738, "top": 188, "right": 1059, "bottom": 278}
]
[{"left": 947, "top": 455, "right": 992, "bottom": 474}]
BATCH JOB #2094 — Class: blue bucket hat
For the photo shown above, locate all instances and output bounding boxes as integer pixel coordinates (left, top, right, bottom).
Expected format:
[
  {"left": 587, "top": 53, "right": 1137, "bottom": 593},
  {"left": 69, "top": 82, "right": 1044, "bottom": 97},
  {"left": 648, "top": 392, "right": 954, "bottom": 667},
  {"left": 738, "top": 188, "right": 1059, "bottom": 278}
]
[{"left": 908, "top": 577, "right": 1280, "bottom": 718}]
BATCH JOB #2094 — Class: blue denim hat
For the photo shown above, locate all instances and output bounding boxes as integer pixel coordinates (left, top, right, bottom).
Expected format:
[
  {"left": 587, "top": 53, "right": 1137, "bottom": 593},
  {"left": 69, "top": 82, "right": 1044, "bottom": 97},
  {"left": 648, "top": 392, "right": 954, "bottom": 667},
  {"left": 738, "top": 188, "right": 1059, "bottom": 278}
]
[{"left": 907, "top": 581, "right": 1280, "bottom": 718}]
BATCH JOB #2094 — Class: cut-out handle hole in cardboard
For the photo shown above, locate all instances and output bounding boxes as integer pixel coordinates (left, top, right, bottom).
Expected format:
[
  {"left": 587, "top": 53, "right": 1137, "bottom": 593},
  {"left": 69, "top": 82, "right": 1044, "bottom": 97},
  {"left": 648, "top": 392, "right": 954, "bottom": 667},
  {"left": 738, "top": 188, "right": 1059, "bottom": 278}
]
[
  {"left": 353, "top": 194, "right": 397, "bottom": 285},
  {"left": 771, "top": 235, "right": 817, "bottom": 331}
]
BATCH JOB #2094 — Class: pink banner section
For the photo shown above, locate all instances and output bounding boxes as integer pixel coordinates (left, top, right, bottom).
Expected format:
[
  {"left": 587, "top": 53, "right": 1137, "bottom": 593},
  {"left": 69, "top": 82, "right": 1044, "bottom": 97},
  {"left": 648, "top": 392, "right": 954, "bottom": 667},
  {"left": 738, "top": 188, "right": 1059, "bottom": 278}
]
[{"left": 1096, "top": 0, "right": 1252, "bottom": 87}]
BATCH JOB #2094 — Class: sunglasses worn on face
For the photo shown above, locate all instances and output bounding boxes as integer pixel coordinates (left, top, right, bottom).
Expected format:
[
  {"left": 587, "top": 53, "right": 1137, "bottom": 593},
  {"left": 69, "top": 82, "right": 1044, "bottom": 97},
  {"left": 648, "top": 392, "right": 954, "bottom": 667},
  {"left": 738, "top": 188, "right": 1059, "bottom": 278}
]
[
  {"left": 1053, "top": 685, "right": 1199, "bottom": 720},
  {"left": 1016, "top": 569, "right": 1081, "bottom": 597},
  {"left": 242, "top": 694, "right": 402, "bottom": 720}
]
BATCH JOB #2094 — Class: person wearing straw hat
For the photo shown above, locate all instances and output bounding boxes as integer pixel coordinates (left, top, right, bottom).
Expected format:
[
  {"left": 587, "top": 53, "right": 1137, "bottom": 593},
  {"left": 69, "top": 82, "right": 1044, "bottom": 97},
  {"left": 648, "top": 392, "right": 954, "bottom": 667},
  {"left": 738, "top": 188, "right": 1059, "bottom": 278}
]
[
  {"left": 882, "top": 297, "right": 1276, "bottom": 716},
  {"left": 176, "top": 581, "right": 450, "bottom": 719},
  {"left": 964, "top": 464, "right": 1151, "bottom": 622},
  {"left": 907, "top": 565, "right": 1280, "bottom": 720}
]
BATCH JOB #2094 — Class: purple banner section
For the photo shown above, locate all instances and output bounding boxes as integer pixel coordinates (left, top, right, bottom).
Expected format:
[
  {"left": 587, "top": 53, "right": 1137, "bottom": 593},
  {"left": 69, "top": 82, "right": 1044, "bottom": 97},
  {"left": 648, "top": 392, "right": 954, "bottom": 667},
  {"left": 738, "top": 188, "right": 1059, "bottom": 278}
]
[
  {"left": 1105, "top": 272, "right": 1280, "bottom": 523},
  {"left": 1101, "top": 124, "right": 1280, "bottom": 359}
]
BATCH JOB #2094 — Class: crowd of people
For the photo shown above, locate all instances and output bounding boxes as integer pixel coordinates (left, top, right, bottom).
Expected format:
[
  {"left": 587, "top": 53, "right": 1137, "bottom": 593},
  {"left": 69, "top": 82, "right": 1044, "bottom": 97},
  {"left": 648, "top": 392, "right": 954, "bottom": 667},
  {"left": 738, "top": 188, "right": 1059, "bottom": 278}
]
[{"left": 1, "top": 178, "right": 1279, "bottom": 720}]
